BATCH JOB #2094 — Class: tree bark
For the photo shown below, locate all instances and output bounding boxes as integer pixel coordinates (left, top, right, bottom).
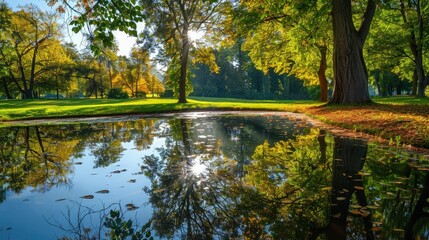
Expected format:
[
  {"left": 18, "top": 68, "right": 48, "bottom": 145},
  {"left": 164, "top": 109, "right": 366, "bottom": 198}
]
[
  {"left": 412, "top": 69, "right": 418, "bottom": 95},
  {"left": 318, "top": 45, "right": 328, "bottom": 102},
  {"left": 330, "top": 0, "right": 375, "bottom": 104},
  {"left": 178, "top": 27, "right": 190, "bottom": 103}
]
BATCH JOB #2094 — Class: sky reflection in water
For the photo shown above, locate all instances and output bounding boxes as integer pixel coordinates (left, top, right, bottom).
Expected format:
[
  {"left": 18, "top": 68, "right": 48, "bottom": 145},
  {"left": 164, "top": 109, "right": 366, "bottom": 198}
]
[{"left": 0, "top": 112, "right": 428, "bottom": 239}]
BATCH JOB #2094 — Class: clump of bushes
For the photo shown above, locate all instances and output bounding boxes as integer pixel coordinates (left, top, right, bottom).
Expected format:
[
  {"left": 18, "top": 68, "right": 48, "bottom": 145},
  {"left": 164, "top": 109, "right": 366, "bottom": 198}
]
[
  {"left": 160, "top": 89, "right": 174, "bottom": 98},
  {"left": 107, "top": 88, "right": 129, "bottom": 99}
]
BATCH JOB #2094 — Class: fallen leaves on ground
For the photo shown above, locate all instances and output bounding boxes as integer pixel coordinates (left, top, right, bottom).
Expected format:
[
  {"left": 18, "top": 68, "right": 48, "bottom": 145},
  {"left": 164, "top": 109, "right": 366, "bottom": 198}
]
[{"left": 306, "top": 103, "right": 429, "bottom": 149}]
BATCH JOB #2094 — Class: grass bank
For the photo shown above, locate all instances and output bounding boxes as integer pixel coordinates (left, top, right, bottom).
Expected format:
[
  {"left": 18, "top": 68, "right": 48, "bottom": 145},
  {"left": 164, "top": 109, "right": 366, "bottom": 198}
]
[
  {"left": 0, "top": 96, "right": 427, "bottom": 149},
  {"left": 0, "top": 97, "right": 320, "bottom": 121}
]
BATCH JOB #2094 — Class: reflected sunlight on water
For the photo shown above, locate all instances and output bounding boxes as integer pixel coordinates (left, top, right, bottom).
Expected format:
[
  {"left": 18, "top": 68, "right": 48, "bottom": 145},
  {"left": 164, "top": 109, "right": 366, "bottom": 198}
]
[{"left": 0, "top": 112, "right": 428, "bottom": 239}]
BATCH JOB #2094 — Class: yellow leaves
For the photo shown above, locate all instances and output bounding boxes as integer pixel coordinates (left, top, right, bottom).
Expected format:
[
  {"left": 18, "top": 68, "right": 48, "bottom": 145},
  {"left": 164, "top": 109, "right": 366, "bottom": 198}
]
[
  {"left": 193, "top": 47, "right": 219, "bottom": 73},
  {"left": 321, "top": 186, "right": 332, "bottom": 191}
]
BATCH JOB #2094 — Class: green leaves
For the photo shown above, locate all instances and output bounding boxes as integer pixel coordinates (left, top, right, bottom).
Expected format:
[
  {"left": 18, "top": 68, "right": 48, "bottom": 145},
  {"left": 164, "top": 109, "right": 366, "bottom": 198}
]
[
  {"left": 66, "top": 0, "right": 145, "bottom": 55},
  {"left": 104, "top": 210, "right": 153, "bottom": 240}
]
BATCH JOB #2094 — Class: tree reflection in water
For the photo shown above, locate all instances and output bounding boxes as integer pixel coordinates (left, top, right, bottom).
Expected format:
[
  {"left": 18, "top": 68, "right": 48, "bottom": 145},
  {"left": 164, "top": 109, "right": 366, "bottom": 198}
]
[
  {"left": 142, "top": 118, "right": 237, "bottom": 239},
  {"left": 0, "top": 126, "right": 73, "bottom": 194},
  {"left": 0, "top": 115, "right": 428, "bottom": 239},
  {"left": 323, "top": 137, "right": 373, "bottom": 239},
  {"left": 143, "top": 121, "right": 429, "bottom": 239}
]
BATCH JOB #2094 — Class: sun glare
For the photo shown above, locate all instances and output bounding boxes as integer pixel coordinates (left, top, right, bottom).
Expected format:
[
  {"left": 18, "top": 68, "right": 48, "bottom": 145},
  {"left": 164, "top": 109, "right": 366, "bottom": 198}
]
[
  {"left": 188, "top": 30, "right": 204, "bottom": 42},
  {"left": 191, "top": 161, "right": 207, "bottom": 176}
]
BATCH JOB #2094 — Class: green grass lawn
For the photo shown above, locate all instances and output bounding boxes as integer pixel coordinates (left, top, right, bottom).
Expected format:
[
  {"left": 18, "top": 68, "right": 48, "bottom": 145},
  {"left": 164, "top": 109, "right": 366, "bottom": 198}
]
[
  {"left": 371, "top": 95, "right": 429, "bottom": 104},
  {"left": 0, "top": 97, "right": 321, "bottom": 122},
  {"left": 1, "top": 96, "right": 428, "bottom": 122}
]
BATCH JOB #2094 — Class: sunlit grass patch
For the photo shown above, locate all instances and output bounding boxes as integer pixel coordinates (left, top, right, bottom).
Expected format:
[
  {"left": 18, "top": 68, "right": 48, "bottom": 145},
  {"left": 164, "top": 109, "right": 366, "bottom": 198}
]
[
  {"left": 373, "top": 96, "right": 429, "bottom": 105},
  {"left": 0, "top": 98, "right": 320, "bottom": 121}
]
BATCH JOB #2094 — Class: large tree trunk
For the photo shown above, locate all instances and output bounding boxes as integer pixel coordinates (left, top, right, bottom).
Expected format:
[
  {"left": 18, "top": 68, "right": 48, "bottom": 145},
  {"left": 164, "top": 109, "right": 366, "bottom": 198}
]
[
  {"left": 1, "top": 77, "right": 13, "bottom": 99},
  {"left": 318, "top": 45, "right": 328, "bottom": 102},
  {"left": 330, "top": 0, "right": 375, "bottom": 104},
  {"left": 23, "top": 89, "right": 33, "bottom": 99},
  {"left": 178, "top": 27, "right": 190, "bottom": 104}
]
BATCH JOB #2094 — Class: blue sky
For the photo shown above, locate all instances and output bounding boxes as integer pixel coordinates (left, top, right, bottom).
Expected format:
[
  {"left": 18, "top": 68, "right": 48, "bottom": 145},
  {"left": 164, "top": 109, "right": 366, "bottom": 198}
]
[
  {"left": 6, "top": 0, "right": 48, "bottom": 10},
  {"left": 5, "top": 0, "right": 144, "bottom": 56}
]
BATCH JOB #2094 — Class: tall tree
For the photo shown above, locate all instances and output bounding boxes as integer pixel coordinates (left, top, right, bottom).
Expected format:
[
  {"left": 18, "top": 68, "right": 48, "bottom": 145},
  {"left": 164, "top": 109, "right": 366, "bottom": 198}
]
[
  {"left": 398, "top": 0, "right": 428, "bottom": 97},
  {"left": 112, "top": 55, "right": 150, "bottom": 96},
  {"left": 37, "top": 41, "right": 74, "bottom": 99},
  {"left": 0, "top": 5, "right": 61, "bottom": 99},
  {"left": 0, "top": 2, "right": 13, "bottom": 99},
  {"left": 237, "top": 1, "right": 333, "bottom": 102},
  {"left": 50, "top": 0, "right": 224, "bottom": 103},
  {"left": 141, "top": 0, "right": 226, "bottom": 103},
  {"left": 365, "top": 6, "right": 413, "bottom": 95},
  {"left": 330, "top": 0, "right": 376, "bottom": 103},
  {"left": 235, "top": 0, "right": 377, "bottom": 103}
]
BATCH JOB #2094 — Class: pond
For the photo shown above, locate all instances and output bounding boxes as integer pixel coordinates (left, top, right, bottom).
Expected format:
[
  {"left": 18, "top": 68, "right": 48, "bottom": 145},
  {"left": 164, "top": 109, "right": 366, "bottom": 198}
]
[{"left": 0, "top": 112, "right": 428, "bottom": 240}]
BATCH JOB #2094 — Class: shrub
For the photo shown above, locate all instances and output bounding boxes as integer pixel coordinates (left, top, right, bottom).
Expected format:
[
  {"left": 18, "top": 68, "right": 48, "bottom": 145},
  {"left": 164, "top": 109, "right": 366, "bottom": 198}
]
[
  {"left": 160, "top": 89, "right": 174, "bottom": 98},
  {"left": 136, "top": 91, "right": 146, "bottom": 98},
  {"left": 108, "top": 88, "right": 129, "bottom": 99}
]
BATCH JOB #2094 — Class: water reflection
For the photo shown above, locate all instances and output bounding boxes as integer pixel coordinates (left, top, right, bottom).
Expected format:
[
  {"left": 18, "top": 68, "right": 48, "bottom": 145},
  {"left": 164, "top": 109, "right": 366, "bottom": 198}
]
[
  {"left": 325, "top": 137, "right": 373, "bottom": 239},
  {"left": 0, "top": 113, "right": 428, "bottom": 239},
  {"left": 0, "top": 126, "right": 72, "bottom": 194},
  {"left": 142, "top": 118, "right": 242, "bottom": 239}
]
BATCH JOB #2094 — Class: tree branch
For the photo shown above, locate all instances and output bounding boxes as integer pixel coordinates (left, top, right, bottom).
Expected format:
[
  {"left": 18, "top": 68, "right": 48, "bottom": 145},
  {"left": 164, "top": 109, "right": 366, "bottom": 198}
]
[{"left": 358, "top": 0, "right": 376, "bottom": 42}]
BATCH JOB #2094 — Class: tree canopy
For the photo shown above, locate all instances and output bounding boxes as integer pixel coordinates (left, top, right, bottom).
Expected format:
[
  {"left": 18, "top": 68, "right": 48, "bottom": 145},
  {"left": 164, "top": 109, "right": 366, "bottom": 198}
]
[{"left": 0, "top": 0, "right": 427, "bottom": 102}]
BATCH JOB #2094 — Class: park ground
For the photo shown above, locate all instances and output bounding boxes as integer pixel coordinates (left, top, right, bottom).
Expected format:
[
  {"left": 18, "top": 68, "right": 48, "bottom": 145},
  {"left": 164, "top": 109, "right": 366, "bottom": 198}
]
[{"left": 0, "top": 96, "right": 428, "bottom": 149}]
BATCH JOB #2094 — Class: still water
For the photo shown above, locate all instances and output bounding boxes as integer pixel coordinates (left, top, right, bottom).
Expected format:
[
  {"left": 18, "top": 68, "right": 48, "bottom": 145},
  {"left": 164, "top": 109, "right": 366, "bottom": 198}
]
[{"left": 0, "top": 112, "right": 428, "bottom": 239}]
